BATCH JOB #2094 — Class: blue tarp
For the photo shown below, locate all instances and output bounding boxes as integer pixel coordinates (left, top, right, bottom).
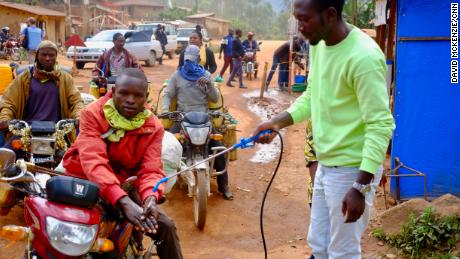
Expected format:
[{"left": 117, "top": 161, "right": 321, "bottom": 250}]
[{"left": 391, "top": 0, "right": 460, "bottom": 199}]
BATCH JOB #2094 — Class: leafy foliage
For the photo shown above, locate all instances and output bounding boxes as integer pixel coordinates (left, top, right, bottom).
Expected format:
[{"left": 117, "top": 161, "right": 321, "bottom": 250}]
[
  {"left": 372, "top": 208, "right": 460, "bottom": 258},
  {"left": 159, "top": 7, "right": 193, "bottom": 21}
]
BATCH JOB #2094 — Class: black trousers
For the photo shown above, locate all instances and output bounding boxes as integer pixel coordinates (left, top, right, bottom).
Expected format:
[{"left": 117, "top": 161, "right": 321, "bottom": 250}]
[
  {"left": 147, "top": 209, "right": 183, "bottom": 259},
  {"left": 127, "top": 191, "right": 183, "bottom": 259}
]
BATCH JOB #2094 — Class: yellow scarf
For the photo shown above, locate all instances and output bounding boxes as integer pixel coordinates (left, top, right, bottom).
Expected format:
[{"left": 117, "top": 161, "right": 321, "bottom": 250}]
[
  {"left": 200, "top": 46, "right": 207, "bottom": 66},
  {"left": 33, "top": 63, "right": 61, "bottom": 83},
  {"left": 102, "top": 99, "right": 152, "bottom": 142}
]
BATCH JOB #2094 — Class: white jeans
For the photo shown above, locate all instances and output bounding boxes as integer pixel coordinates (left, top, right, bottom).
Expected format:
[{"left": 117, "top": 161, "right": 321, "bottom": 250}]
[{"left": 307, "top": 164, "right": 382, "bottom": 259}]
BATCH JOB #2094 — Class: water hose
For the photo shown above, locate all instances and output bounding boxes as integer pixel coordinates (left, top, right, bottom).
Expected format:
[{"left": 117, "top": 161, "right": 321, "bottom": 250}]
[{"left": 152, "top": 129, "right": 284, "bottom": 259}]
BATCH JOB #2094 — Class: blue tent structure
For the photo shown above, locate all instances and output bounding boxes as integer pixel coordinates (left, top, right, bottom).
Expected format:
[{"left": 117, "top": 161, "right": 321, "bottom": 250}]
[{"left": 390, "top": 0, "right": 460, "bottom": 199}]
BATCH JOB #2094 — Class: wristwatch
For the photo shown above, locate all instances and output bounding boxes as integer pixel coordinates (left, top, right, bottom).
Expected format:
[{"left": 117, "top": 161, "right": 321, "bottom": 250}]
[{"left": 352, "top": 182, "right": 372, "bottom": 195}]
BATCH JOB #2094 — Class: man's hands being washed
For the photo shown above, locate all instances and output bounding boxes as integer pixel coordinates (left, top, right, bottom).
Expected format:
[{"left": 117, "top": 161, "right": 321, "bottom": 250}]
[{"left": 118, "top": 196, "right": 159, "bottom": 234}]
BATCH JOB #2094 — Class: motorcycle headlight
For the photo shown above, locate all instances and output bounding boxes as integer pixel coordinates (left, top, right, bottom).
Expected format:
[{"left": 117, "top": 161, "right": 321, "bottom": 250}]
[
  {"left": 30, "top": 137, "right": 55, "bottom": 155},
  {"left": 185, "top": 127, "right": 210, "bottom": 145},
  {"left": 46, "top": 216, "right": 98, "bottom": 256}
]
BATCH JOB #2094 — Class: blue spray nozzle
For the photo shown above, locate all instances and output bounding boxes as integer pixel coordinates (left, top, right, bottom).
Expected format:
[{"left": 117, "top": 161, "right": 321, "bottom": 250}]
[
  {"left": 153, "top": 177, "right": 169, "bottom": 192},
  {"left": 233, "top": 129, "right": 272, "bottom": 150}
]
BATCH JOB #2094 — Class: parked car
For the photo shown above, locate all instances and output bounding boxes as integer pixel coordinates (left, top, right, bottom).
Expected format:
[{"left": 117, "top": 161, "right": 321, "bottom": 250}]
[
  {"left": 176, "top": 27, "right": 211, "bottom": 52},
  {"left": 135, "top": 22, "right": 178, "bottom": 59},
  {"left": 66, "top": 29, "right": 163, "bottom": 69}
]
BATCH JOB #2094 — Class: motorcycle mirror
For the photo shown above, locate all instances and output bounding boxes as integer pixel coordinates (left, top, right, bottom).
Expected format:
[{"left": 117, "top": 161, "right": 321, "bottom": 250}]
[{"left": 0, "top": 148, "right": 16, "bottom": 172}]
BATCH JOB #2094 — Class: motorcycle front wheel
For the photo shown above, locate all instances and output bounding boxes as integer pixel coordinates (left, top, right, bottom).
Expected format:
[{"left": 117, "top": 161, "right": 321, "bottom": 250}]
[{"left": 193, "top": 168, "right": 208, "bottom": 230}]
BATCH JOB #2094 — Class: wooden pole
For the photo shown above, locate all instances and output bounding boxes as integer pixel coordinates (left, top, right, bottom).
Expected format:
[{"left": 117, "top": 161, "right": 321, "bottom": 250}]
[
  {"left": 259, "top": 62, "right": 268, "bottom": 99},
  {"left": 386, "top": 0, "right": 397, "bottom": 61},
  {"left": 288, "top": 0, "right": 295, "bottom": 94}
]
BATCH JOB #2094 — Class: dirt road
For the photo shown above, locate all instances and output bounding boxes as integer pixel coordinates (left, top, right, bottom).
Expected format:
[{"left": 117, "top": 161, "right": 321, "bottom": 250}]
[{"left": 0, "top": 41, "right": 391, "bottom": 258}]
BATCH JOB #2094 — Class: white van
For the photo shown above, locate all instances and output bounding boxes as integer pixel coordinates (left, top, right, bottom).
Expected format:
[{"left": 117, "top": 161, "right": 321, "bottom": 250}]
[{"left": 136, "top": 23, "right": 178, "bottom": 58}]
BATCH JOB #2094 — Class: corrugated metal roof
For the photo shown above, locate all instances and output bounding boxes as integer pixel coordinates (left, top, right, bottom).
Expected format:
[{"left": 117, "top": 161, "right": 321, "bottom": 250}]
[
  {"left": 112, "top": 0, "right": 165, "bottom": 7},
  {"left": 186, "top": 13, "right": 215, "bottom": 19},
  {"left": 205, "top": 16, "right": 229, "bottom": 23},
  {"left": 0, "top": 1, "right": 65, "bottom": 17}
]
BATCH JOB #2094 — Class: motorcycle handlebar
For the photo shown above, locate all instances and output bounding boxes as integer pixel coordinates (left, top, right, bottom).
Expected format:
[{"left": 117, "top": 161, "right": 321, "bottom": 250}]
[
  {"left": 158, "top": 111, "right": 229, "bottom": 120},
  {"left": 56, "top": 119, "right": 77, "bottom": 130},
  {"left": 9, "top": 120, "right": 29, "bottom": 130},
  {"left": 0, "top": 159, "right": 27, "bottom": 183}
]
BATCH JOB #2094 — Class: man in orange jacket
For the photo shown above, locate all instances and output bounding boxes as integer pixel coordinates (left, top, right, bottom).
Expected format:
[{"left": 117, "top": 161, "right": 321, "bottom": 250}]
[{"left": 63, "top": 68, "right": 183, "bottom": 259}]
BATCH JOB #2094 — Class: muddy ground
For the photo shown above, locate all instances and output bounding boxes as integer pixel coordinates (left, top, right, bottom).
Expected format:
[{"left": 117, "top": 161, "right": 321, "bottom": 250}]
[{"left": 0, "top": 41, "right": 396, "bottom": 258}]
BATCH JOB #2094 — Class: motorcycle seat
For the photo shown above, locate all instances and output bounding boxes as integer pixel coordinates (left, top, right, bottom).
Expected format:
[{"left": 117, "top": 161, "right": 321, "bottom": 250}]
[
  {"left": 184, "top": 112, "right": 209, "bottom": 125},
  {"left": 31, "top": 121, "right": 55, "bottom": 134},
  {"left": 46, "top": 175, "right": 100, "bottom": 209}
]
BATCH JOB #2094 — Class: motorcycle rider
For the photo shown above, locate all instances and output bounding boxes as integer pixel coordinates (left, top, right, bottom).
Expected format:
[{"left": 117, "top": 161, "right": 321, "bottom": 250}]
[
  {"left": 242, "top": 32, "right": 259, "bottom": 54},
  {"left": 0, "top": 27, "right": 10, "bottom": 51},
  {"left": 163, "top": 45, "right": 234, "bottom": 200},
  {"left": 242, "top": 32, "right": 260, "bottom": 77},
  {"left": 92, "top": 32, "right": 141, "bottom": 78},
  {"left": 63, "top": 68, "right": 184, "bottom": 259},
  {"left": 0, "top": 40, "right": 84, "bottom": 136}
]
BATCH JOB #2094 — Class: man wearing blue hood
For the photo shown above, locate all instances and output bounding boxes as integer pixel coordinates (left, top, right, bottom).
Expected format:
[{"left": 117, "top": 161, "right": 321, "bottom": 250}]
[{"left": 162, "top": 45, "right": 233, "bottom": 200}]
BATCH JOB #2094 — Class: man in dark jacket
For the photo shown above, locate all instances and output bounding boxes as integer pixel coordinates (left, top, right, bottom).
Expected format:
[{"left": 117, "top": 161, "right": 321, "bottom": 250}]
[
  {"left": 155, "top": 25, "right": 168, "bottom": 65},
  {"left": 226, "top": 29, "right": 246, "bottom": 88}
]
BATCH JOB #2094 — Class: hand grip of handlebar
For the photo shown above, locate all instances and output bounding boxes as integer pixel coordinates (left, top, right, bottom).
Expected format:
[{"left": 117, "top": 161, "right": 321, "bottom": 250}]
[
  {"left": 233, "top": 129, "right": 272, "bottom": 150},
  {"left": 153, "top": 177, "right": 169, "bottom": 192}
]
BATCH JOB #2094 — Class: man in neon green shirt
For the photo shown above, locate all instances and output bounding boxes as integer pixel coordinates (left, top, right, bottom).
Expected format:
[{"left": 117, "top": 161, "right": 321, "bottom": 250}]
[{"left": 253, "top": 0, "right": 395, "bottom": 258}]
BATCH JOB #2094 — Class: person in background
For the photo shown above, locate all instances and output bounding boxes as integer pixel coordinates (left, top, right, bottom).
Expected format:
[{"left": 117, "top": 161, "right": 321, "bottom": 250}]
[
  {"left": 242, "top": 31, "right": 261, "bottom": 77},
  {"left": 242, "top": 32, "right": 259, "bottom": 52},
  {"left": 92, "top": 33, "right": 141, "bottom": 78},
  {"left": 226, "top": 29, "right": 246, "bottom": 89},
  {"left": 155, "top": 24, "right": 168, "bottom": 65},
  {"left": 253, "top": 0, "right": 395, "bottom": 258},
  {"left": 195, "top": 24, "right": 202, "bottom": 34},
  {"left": 178, "top": 31, "right": 217, "bottom": 74},
  {"left": 20, "top": 17, "right": 44, "bottom": 64},
  {"left": 0, "top": 27, "right": 10, "bottom": 51},
  {"left": 217, "top": 29, "right": 234, "bottom": 81},
  {"left": 265, "top": 37, "right": 304, "bottom": 91}
]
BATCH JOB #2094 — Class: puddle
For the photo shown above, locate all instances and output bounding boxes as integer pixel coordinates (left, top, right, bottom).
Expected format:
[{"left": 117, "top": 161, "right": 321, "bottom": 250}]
[{"left": 244, "top": 90, "right": 287, "bottom": 163}]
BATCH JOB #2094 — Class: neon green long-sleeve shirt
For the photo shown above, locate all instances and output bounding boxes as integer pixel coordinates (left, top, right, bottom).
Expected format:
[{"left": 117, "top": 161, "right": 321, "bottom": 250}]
[{"left": 287, "top": 26, "right": 395, "bottom": 174}]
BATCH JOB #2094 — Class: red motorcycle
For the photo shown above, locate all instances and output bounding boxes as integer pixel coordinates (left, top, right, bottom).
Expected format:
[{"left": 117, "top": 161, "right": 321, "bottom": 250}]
[
  {"left": 0, "top": 37, "right": 19, "bottom": 61},
  {"left": 0, "top": 148, "right": 156, "bottom": 258}
]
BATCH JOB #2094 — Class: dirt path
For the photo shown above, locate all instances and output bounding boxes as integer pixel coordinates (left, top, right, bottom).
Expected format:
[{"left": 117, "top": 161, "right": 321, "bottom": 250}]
[{"left": 0, "top": 41, "right": 392, "bottom": 259}]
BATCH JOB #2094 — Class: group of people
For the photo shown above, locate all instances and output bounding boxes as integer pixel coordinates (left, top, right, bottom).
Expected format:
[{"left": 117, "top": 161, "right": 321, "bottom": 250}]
[
  {"left": 0, "top": 0, "right": 396, "bottom": 257},
  {"left": 218, "top": 29, "right": 260, "bottom": 88}
]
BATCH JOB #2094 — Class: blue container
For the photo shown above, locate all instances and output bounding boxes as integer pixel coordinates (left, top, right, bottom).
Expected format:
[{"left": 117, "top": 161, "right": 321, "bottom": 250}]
[{"left": 294, "top": 75, "right": 306, "bottom": 84}]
